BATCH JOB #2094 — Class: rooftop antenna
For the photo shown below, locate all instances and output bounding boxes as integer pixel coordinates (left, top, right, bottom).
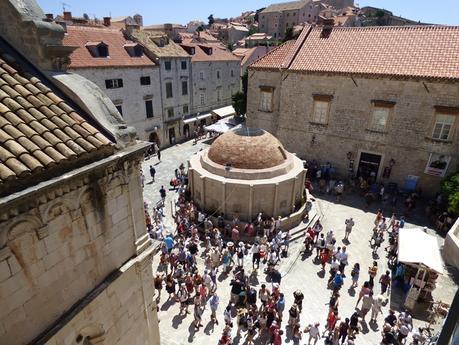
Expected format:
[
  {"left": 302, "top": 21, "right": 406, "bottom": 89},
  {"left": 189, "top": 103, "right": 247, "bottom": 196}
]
[{"left": 61, "top": 2, "right": 70, "bottom": 12}]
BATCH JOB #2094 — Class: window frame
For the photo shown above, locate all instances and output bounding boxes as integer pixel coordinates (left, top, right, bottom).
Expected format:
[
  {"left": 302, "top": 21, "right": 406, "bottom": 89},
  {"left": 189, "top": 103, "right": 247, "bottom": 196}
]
[
  {"left": 183, "top": 104, "right": 189, "bottom": 114},
  {"left": 199, "top": 71, "right": 204, "bottom": 80},
  {"left": 105, "top": 78, "right": 123, "bottom": 89},
  {"left": 145, "top": 100, "right": 154, "bottom": 118},
  {"left": 310, "top": 94, "right": 333, "bottom": 125},
  {"left": 167, "top": 107, "right": 174, "bottom": 118},
  {"left": 115, "top": 105, "right": 123, "bottom": 116},
  {"left": 165, "top": 82, "right": 173, "bottom": 98},
  {"left": 164, "top": 60, "right": 172, "bottom": 71},
  {"left": 259, "top": 86, "right": 274, "bottom": 112},
  {"left": 181, "top": 60, "right": 187, "bottom": 70},
  {"left": 140, "top": 76, "right": 151, "bottom": 85},
  {"left": 181, "top": 80, "right": 188, "bottom": 96},
  {"left": 368, "top": 100, "right": 395, "bottom": 133}
]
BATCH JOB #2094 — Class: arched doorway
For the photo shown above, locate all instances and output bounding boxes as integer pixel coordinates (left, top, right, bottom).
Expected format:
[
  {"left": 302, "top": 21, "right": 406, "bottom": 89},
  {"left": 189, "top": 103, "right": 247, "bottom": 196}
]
[
  {"left": 149, "top": 132, "right": 160, "bottom": 147},
  {"left": 184, "top": 124, "right": 190, "bottom": 138}
]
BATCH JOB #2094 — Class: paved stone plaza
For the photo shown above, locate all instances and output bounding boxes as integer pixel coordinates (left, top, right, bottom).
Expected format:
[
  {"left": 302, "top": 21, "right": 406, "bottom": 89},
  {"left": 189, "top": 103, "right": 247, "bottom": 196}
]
[{"left": 141, "top": 138, "right": 458, "bottom": 345}]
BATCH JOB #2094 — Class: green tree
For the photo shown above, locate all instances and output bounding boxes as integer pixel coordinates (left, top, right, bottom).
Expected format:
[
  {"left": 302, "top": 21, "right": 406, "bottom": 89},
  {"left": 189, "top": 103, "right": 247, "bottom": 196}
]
[
  {"left": 232, "top": 92, "right": 246, "bottom": 117},
  {"left": 441, "top": 171, "right": 459, "bottom": 214},
  {"left": 283, "top": 27, "right": 294, "bottom": 42},
  {"left": 208, "top": 14, "right": 214, "bottom": 27},
  {"left": 232, "top": 70, "right": 248, "bottom": 117},
  {"left": 248, "top": 26, "right": 259, "bottom": 35}
]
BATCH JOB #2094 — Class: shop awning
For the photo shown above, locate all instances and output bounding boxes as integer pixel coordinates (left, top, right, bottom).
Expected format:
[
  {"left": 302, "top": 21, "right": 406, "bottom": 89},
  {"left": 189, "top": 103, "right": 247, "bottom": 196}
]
[
  {"left": 398, "top": 228, "right": 444, "bottom": 274},
  {"left": 211, "top": 105, "right": 236, "bottom": 119},
  {"left": 204, "top": 117, "right": 242, "bottom": 134},
  {"left": 183, "top": 112, "right": 212, "bottom": 124}
]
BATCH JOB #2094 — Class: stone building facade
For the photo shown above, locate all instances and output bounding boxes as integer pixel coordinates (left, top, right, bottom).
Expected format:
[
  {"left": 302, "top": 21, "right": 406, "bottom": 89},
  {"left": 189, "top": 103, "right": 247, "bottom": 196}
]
[
  {"left": 258, "top": 0, "right": 322, "bottom": 39},
  {"left": 248, "top": 25, "right": 459, "bottom": 195},
  {"left": 0, "top": 1, "right": 160, "bottom": 344},
  {"left": 129, "top": 30, "right": 193, "bottom": 146},
  {"left": 64, "top": 26, "right": 163, "bottom": 146}
]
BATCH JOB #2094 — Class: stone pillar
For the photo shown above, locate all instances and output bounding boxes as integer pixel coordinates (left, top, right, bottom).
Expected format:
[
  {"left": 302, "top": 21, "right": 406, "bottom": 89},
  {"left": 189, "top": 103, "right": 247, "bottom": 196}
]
[
  {"left": 248, "top": 185, "right": 253, "bottom": 221},
  {"left": 273, "top": 183, "right": 279, "bottom": 217},
  {"left": 222, "top": 182, "right": 226, "bottom": 215},
  {"left": 291, "top": 177, "right": 297, "bottom": 213}
]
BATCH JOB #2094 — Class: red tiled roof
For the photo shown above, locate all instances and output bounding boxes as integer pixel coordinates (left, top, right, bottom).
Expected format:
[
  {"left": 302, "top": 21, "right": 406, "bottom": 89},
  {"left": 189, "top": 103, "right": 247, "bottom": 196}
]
[
  {"left": 252, "top": 25, "right": 459, "bottom": 81},
  {"left": 64, "top": 26, "right": 156, "bottom": 68},
  {"left": 0, "top": 46, "right": 114, "bottom": 196},
  {"left": 180, "top": 43, "right": 240, "bottom": 62},
  {"left": 249, "top": 40, "right": 297, "bottom": 70}
]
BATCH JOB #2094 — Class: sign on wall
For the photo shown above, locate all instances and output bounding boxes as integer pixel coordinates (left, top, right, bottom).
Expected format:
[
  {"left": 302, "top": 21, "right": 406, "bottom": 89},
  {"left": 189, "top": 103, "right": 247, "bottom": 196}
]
[{"left": 424, "top": 153, "right": 451, "bottom": 177}]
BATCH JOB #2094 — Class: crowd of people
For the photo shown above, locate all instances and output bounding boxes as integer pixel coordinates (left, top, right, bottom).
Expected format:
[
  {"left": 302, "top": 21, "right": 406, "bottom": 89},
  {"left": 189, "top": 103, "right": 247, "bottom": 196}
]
[{"left": 140, "top": 151, "right": 448, "bottom": 345}]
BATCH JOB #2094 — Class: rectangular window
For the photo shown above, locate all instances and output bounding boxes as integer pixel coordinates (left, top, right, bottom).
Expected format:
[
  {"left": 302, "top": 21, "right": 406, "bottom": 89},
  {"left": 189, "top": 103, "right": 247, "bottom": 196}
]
[
  {"left": 370, "top": 107, "right": 390, "bottom": 132},
  {"left": 115, "top": 105, "right": 123, "bottom": 116},
  {"left": 200, "top": 93, "right": 205, "bottom": 106},
  {"left": 259, "top": 89, "right": 273, "bottom": 112},
  {"left": 312, "top": 100, "right": 330, "bottom": 124},
  {"left": 183, "top": 104, "right": 189, "bottom": 114},
  {"left": 140, "top": 76, "right": 151, "bottom": 85},
  {"left": 231, "top": 70, "right": 234, "bottom": 78},
  {"left": 432, "top": 114, "right": 455, "bottom": 140},
  {"left": 167, "top": 107, "right": 174, "bottom": 118},
  {"left": 181, "top": 60, "right": 187, "bottom": 70},
  {"left": 105, "top": 78, "right": 123, "bottom": 89},
  {"left": 199, "top": 71, "right": 204, "bottom": 80},
  {"left": 145, "top": 100, "right": 153, "bottom": 118},
  {"left": 217, "top": 89, "right": 221, "bottom": 102},
  {"left": 216, "top": 70, "right": 221, "bottom": 79},
  {"left": 181, "top": 81, "right": 188, "bottom": 96},
  {"left": 165, "top": 82, "right": 173, "bottom": 98},
  {"left": 165, "top": 61, "right": 172, "bottom": 70}
]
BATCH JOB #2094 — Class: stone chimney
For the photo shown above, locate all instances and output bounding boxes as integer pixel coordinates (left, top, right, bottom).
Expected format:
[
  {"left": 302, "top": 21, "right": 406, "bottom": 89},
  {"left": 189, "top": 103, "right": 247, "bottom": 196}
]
[
  {"left": 103, "top": 17, "right": 111, "bottom": 26},
  {"left": 321, "top": 17, "right": 334, "bottom": 37},
  {"left": 0, "top": 0, "right": 76, "bottom": 72},
  {"left": 133, "top": 14, "right": 143, "bottom": 27},
  {"left": 63, "top": 11, "right": 72, "bottom": 21}
]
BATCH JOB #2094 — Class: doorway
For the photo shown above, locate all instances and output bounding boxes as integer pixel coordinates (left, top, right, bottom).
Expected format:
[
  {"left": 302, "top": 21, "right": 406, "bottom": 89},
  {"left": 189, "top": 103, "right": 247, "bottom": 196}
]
[
  {"left": 183, "top": 124, "right": 190, "bottom": 138},
  {"left": 149, "top": 132, "right": 160, "bottom": 147},
  {"left": 168, "top": 127, "right": 176, "bottom": 145},
  {"left": 357, "top": 152, "right": 382, "bottom": 182}
]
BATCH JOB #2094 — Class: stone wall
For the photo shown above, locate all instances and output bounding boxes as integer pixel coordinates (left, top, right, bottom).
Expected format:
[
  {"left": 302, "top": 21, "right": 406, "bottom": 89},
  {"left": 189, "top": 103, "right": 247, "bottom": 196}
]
[
  {"left": 44, "top": 247, "right": 159, "bottom": 345},
  {"left": 247, "top": 70, "right": 459, "bottom": 195},
  {"left": 0, "top": 0, "right": 73, "bottom": 71},
  {"left": 0, "top": 148, "right": 157, "bottom": 344},
  {"left": 70, "top": 67, "right": 163, "bottom": 144},
  {"left": 191, "top": 60, "right": 241, "bottom": 114}
]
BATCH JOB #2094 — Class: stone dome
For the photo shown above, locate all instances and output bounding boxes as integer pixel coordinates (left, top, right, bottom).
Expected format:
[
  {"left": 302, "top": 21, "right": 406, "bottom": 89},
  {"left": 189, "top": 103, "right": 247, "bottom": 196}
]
[{"left": 207, "top": 128, "right": 287, "bottom": 169}]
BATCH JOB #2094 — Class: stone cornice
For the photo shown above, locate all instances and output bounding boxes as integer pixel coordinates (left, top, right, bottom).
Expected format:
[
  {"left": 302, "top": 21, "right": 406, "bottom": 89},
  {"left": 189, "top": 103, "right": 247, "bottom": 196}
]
[{"left": 0, "top": 142, "right": 148, "bottom": 224}]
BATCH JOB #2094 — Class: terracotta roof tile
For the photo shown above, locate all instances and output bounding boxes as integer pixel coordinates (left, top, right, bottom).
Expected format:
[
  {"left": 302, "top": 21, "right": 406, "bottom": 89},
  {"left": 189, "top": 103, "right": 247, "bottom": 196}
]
[
  {"left": 180, "top": 43, "right": 240, "bottom": 62},
  {"left": 250, "top": 40, "right": 297, "bottom": 70},
  {"left": 130, "top": 30, "right": 190, "bottom": 58},
  {"left": 64, "top": 26, "right": 157, "bottom": 68},
  {"left": 253, "top": 25, "right": 459, "bottom": 81},
  {"left": 0, "top": 40, "right": 115, "bottom": 194}
]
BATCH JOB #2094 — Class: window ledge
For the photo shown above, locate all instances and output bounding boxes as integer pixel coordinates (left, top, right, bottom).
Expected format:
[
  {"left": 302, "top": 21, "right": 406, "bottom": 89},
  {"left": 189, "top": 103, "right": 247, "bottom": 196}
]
[
  {"left": 425, "top": 137, "right": 453, "bottom": 144},
  {"left": 309, "top": 121, "right": 328, "bottom": 126},
  {"left": 366, "top": 128, "right": 388, "bottom": 134},
  {"left": 258, "top": 109, "right": 273, "bottom": 113}
]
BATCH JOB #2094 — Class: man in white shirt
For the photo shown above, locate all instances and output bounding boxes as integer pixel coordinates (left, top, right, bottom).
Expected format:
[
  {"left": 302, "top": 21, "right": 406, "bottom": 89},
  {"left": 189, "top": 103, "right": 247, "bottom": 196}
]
[{"left": 344, "top": 218, "right": 355, "bottom": 241}]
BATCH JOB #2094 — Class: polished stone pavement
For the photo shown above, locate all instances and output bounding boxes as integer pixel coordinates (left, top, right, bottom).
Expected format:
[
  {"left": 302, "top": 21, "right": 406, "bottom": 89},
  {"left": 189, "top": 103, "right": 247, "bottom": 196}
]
[{"left": 140, "top": 138, "right": 458, "bottom": 345}]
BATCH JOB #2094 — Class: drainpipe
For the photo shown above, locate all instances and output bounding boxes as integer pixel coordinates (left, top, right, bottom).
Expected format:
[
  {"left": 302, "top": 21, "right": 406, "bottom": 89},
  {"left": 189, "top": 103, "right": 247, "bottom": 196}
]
[{"left": 158, "top": 58, "right": 166, "bottom": 147}]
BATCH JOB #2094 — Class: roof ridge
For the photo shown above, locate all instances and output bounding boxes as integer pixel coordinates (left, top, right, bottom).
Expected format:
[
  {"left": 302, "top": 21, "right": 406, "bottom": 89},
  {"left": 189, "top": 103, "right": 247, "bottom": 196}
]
[
  {"left": 314, "top": 24, "right": 459, "bottom": 32},
  {"left": 67, "top": 26, "right": 122, "bottom": 33}
]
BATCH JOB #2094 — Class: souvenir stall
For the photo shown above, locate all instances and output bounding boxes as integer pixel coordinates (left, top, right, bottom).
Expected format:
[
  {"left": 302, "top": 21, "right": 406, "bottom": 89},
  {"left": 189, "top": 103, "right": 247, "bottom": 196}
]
[{"left": 397, "top": 228, "right": 444, "bottom": 310}]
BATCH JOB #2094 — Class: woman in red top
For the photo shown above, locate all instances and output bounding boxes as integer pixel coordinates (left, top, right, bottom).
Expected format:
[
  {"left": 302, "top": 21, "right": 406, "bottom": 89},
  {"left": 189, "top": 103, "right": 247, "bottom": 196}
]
[
  {"left": 325, "top": 310, "right": 338, "bottom": 334},
  {"left": 320, "top": 249, "right": 330, "bottom": 270}
]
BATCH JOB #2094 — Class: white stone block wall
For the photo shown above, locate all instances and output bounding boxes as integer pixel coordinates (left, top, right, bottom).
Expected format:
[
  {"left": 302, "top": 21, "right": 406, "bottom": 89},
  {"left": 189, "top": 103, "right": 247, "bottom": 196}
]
[
  {"left": 69, "top": 66, "right": 163, "bottom": 143},
  {"left": 0, "top": 155, "right": 156, "bottom": 344},
  {"left": 247, "top": 70, "right": 459, "bottom": 195}
]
